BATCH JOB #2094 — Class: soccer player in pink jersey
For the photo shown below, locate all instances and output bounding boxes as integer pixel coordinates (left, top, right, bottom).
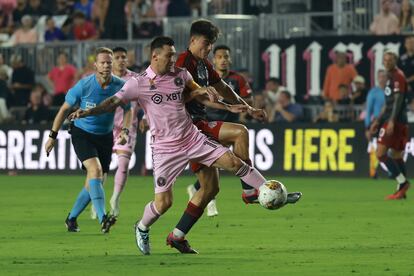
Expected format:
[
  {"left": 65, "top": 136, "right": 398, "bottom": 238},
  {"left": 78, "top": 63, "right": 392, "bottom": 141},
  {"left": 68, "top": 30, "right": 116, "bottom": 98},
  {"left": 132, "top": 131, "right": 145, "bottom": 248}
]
[
  {"left": 69, "top": 37, "right": 297, "bottom": 255},
  {"left": 110, "top": 47, "right": 140, "bottom": 217}
]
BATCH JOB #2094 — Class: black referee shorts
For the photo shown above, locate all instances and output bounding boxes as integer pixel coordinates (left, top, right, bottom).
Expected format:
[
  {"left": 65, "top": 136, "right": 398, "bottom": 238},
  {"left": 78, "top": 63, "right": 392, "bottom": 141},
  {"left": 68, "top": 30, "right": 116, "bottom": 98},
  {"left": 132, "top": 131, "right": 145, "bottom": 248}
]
[{"left": 70, "top": 126, "right": 113, "bottom": 173}]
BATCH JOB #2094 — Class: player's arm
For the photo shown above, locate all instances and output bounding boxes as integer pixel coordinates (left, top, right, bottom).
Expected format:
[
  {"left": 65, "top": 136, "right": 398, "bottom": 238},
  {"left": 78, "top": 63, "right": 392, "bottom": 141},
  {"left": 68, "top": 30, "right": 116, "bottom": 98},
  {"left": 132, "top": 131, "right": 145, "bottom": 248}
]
[
  {"left": 386, "top": 75, "right": 407, "bottom": 136},
  {"left": 69, "top": 95, "right": 125, "bottom": 119},
  {"left": 45, "top": 102, "right": 72, "bottom": 156}
]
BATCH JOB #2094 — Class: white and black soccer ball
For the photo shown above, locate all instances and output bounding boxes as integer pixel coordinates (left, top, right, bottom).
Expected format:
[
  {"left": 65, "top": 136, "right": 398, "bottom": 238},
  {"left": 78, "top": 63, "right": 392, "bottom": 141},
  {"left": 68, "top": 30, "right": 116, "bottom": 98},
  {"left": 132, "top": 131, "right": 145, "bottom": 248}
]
[{"left": 258, "top": 180, "right": 288, "bottom": 210}]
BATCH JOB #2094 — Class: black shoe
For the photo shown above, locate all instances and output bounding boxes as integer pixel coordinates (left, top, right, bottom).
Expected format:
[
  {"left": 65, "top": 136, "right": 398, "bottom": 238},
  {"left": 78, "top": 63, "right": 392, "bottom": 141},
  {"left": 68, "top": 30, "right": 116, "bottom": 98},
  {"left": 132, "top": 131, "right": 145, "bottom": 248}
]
[
  {"left": 101, "top": 213, "right": 117, "bottom": 233},
  {"left": 286, "top": 192, "right": 302, "bottom": 204},
  {"left": 65, "top": 213, "right": 80, "bottom": 232},
  {"left": 166, "top": 232, "right": 198, "bottom": 254}
]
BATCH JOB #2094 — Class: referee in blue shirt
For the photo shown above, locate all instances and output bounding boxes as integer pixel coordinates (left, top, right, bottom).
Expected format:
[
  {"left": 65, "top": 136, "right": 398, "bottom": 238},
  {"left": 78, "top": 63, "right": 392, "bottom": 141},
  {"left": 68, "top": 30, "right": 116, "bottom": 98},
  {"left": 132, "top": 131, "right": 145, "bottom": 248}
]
[
  {"left": 45, "top": 47, "right": 131, "bottom": 233},
  {"left": 365, "top": 69, "right": 386, "bottom": 140}
]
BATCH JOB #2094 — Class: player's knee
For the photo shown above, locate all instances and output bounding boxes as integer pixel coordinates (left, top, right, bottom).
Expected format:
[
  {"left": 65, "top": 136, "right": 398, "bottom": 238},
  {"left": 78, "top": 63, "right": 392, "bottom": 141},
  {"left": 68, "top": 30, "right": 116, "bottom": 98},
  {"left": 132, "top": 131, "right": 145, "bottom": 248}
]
[
  {"left": 234, "top": 125, "right": 248, "bottom": 141},
  {"left": 88, "top": 166, "right": 103, "bottom": 178}
]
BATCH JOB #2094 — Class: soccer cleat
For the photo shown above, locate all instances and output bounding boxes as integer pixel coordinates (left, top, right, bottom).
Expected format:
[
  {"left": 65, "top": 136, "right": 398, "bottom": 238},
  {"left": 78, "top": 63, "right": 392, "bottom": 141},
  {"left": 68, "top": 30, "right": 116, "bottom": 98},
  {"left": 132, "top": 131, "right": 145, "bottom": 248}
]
[
  {"left": 134, "top": 224, "right": 150, "bottom": 255},
  {"left": 206, "top": 199, "right": 218, "bottom": 217},
  {"left": 286, "top": 192, "right": 302, "bottom": 204},
  {"left": 166, "top": 232, "right": 198, "bottom": 254},
  {"left": 110, "top": 196, "right": 120, "bottom": 217},
  {"left": 65, "top": 214, "right": 80, "bottom": 232},
  {"left": 242, "top": 189, "right": 259, "bottom": 204},
  {"left": 386, "top": 182, "right": 410, "bottom": 200},
  {"left": 187, "top": 184, "right": 197, "bottom": 201},
  {"left": 101, "top": 214, "right": 117, "bottom": 233},
  {"left": 90, "top": 205, "right": 97, "bottom": 220}
]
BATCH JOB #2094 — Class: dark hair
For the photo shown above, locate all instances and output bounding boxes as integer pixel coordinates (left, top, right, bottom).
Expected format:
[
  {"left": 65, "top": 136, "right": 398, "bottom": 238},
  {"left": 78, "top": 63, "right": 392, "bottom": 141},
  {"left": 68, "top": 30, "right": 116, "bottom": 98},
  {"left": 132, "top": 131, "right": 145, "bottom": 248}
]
[
  {"left": 46, "top": 16, "right": 54, "bottom": 22},
  {"left": 112, "top": 47, "right": 127, "bottom": 54},
  {"left": 190, "top": 19, "right": 220, "bottom": 42},
  {"left": 150, "top": 36, "right": 175, "bottom": 53},
  {"left": 280, "top": 90, "right": 292, "bottom": 100},
  {"left": 213, "top": 45, "right": 231, "bottom": 55},
  {"left": 73, "top": 11, "right": 86, "bottom": 19},
  {"left": 58, "top": 51, "right": 68, "bottom": 58},
  {"left": 338, "top": 84, "right": 348, "bottom": 90},
  {"left": 95, "top": 47, "right": 113, "bottom": 57},
  {"left": 267, "top": 77, "right": 280, "bottom": 85}
]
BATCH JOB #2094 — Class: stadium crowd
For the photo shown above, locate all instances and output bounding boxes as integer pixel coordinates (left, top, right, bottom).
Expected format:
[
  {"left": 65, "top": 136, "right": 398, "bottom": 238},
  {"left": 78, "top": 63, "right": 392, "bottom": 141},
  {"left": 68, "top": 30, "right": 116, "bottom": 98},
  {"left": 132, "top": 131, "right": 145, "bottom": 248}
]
[{"left": 1, "top": 0, "right": 414, "bottom": 125}]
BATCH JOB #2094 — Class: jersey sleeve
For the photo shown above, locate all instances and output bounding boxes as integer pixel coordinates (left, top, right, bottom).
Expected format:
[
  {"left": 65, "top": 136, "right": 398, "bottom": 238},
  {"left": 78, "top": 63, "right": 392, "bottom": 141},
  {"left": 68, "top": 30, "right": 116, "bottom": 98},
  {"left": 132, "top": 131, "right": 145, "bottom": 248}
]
[
  {"left": 394, "top": 72, "right": 407, "bottom": 93},
  {"left": 115, "top": 77, "right": 139, "bottom": 104},
  {"left": 183, "top": 69, "right": 194, "bottom": 84},
  {"left": 238, "top": 75, "right": 252, "bottom": 97},
  {"left": 205, "top": 59, "right": 221, "bottom": 85},
  {"left": 65, "top": 79, "right": 83, "bottom": 107}
]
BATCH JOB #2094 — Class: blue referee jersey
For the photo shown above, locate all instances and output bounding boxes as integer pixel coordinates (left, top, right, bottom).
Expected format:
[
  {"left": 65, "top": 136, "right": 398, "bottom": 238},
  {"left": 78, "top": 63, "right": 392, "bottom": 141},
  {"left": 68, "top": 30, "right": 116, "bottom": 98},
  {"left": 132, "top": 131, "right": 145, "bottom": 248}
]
[
  {"left": 364, "top": 86, "right": 385, "bottom": 128},
  {"left": 65, "top": 74, "right": 129, "bottom": 135}
]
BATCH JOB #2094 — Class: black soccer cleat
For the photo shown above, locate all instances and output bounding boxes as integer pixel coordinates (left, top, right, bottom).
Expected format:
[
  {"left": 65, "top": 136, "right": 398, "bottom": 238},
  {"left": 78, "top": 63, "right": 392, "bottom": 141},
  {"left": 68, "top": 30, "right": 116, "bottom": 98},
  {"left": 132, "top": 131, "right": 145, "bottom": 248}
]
[
  {"left": 166, "top": 232, "right": 198, "bottom": 254},
  {"left": 101, "top": 213, "right": 117, "bottom": 233},
  {"left": 286, "top": 192, "right": 302, "bottom": 204},
  {"left": 65, "top": 213, "right": 80, "bottom": 232}
]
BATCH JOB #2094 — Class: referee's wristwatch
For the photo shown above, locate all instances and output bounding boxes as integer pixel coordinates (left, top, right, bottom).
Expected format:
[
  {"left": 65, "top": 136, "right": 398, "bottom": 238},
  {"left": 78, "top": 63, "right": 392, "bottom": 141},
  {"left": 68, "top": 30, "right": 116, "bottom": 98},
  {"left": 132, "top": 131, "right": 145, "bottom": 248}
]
[
  {"left": 121, "top": 128, "right": 130, "bottom": 135},
  {"left": 49, "top": 130, "right": 58, "bottom": 139}
]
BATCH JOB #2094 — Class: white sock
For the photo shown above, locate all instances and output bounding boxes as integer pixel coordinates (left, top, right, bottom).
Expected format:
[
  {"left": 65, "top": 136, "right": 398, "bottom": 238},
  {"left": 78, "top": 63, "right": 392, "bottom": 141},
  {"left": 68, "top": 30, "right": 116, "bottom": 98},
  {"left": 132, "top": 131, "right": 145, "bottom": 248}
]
[{"left": 138, "top": 221, "right": 149, "bottom": 231}]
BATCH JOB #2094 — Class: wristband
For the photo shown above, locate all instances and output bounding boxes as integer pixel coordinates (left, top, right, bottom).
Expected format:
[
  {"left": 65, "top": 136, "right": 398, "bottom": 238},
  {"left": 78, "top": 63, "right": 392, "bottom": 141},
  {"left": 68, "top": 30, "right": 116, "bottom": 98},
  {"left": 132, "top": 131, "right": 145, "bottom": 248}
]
[{"left": 49, "top": 130, "right": 58, "bottom": 139}]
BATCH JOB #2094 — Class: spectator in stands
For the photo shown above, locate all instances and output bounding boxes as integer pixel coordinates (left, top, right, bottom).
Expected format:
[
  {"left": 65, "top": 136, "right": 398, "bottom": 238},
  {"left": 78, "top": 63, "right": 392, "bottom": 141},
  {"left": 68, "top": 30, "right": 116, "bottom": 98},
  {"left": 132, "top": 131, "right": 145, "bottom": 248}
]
[
  {"left": 10, "top": 54, "right": 35, "bottom": 106},
  {"left": 313, "top": 100, "right": 339, "bottom": 123},
  {"left": 263, "top": 77, "right": 283, "bottom": 114},
  {"left": 350, "top": 75, "right": 368, "bottom": 104},
  {"left": 365, "top": 69, "right": 386, "bottom": 139},
  {"left": 74, "top": 0, "right": 94, "bottom": 20},
  {"left": 100, "top": 0, "right": 127, "bottom": 40},
  {"left": 61, "top": 17, "right": 74, "bottom": 40},
  {"left": 0, "top": 9, "right": 13, "bottom": 35},
  {"left": 188, "top": 0, "right": 201, "bottom": 16},
  {"left": 47, "top": 52, "right": 77, "bottom": 105},
  {"left": 407, "top": 97, "right": 414, "bottom": 122},
  {"left": 399, "top": 35, "right": 414, "bottom": 92},
  {"left": 323, "top": 47, "right": 357, "bottom": 102},
  {"left": 126, "top": 49, "right": 142, "bottom": 72},
  {"left": 399, "top": 0, "right": 414, "bottom": 32},
  {"left": 44, "top": 16, "right": 65, "bottom": 42},
  {"left": 13, "top": 0, "right": 29, "bottom": 26},
  {"left": 73, "top": 11, "right": 97, "bottom": 40},
  {"left": 370, "top": 0, "right": 399, "bottom": 35},
  {"left": 77, "top": 54, "right": 95, "bottom": 79},
  {"left": 26, "top": 0, "right": 51, "bottom": 22},
  {"left": 337, "top": 84, "right": 351, "bottom": 105},
  {"left": 167, "top": 0, "right": 191, "bottom": 16},
  {"left": 269, "top": 90, "right": 303, "bottom": 123},
  {"left": 54, "top": 0, "right": 74, "bottom": 15},
  {"left": 11, "top": 14, "right": 37, "bottom": 45},
  {"left": 0, "top": 53, "right": 12, "bottom": 81},
  {"left": 0, "top": 69, "right": 12, "bottom": 122},
  {"left": 23, "top": 86, "right": 52, "bottom": 124}
]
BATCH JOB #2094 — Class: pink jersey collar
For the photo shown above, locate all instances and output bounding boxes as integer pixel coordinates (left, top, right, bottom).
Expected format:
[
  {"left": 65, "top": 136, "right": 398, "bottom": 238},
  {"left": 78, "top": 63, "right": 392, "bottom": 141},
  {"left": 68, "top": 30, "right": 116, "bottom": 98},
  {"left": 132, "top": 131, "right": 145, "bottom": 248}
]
[{"left": 145, "top": 66, "right": 157, "bottom": 80}]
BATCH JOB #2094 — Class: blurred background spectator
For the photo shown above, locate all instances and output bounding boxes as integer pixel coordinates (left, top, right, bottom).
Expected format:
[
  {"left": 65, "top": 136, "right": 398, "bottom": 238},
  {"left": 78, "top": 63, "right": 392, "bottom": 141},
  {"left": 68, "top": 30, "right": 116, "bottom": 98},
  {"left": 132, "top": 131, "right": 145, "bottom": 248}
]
[
  {"left": 47, "top": 52, "right": 77, "bottom": 105},
  {"left": 323, "top": 46, "right": 358, "bottom": 103},
  {"left": 73, "top": 11, "right": 97, "bottom": 40},
  {"left": 399, "top": 35, "right": 414, "bottom": 93},
  {"left": 10, "top": 54, "right": 35, "bottom": 106},
  {"left": 313, "top": 100, "right": 339, "bottom": 123},
  {"left": 100, "top": 0, "right": 128, "bottom": 40},
  {"left": 351, "top": 75, "right": 368, "bottom": 105},
  {"left": 22, "top": 84, "right": 52, "bottom": 124},
  {"left": 73, "top": 0, "right": 94, "bottom": 20},
  {"left": 0, "top": 53, "right": 12, "bottom": 81},
  {"left": 10, "top": 14, "right": 37, "bottom": 45},
  {"left": 0, "top": 68, "right": 12, "bottom": 122},
  {"left": 370, "top": 0, "right": 399, "bottom": 35},
  {"left": 399, "top": 0, "right": 414, "bottom": 32},
  {"left": 44, "top": 16, "right": 65, "bottom": 42},
  {"left": 269, "top": 90, "right": 303, "bottom": 123},
  {"left": 407, "top": 97, "right": 414, "bottom": 122},
  {"left": 364, "top": 69, "right": 386, "bottom": 138}
]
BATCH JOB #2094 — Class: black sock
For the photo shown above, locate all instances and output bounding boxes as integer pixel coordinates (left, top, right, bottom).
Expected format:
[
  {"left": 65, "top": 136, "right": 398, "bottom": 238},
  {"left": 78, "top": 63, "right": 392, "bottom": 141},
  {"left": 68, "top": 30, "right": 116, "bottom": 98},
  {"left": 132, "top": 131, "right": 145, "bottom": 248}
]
[
  {"left": 394, "top": 158, "right": 406, "bottom": 177},
  {"left": 175, "top": 202, "right": 204, "bottom": 235},
  {"left": 379, "top": 155, "right": 401, "bottom": 178}
]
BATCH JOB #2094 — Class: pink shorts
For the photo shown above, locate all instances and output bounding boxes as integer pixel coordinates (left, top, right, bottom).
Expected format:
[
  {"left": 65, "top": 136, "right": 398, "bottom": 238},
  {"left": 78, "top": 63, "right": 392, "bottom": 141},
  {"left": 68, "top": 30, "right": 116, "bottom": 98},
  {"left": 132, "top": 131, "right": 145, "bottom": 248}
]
[
  {"left": 112, "top": 125, "right": 137, "bottom": 153},
  {"left": 153, "top": 130, "right": 229, "bottom": 193}
]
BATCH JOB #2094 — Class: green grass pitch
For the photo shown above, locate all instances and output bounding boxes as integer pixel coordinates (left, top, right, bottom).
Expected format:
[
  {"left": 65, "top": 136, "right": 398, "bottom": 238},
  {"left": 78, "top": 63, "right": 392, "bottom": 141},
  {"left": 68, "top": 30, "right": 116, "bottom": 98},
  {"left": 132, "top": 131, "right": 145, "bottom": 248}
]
[{"left": 1, "top": 175, "right": 413, "bottom": 275}]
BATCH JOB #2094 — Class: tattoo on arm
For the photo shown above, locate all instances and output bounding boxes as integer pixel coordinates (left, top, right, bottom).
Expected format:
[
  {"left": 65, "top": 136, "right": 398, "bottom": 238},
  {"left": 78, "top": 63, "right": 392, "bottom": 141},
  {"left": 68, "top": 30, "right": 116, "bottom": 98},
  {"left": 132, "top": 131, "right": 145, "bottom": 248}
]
[{"left": 88, "top": 96, "right": 123, "bottom": 115}]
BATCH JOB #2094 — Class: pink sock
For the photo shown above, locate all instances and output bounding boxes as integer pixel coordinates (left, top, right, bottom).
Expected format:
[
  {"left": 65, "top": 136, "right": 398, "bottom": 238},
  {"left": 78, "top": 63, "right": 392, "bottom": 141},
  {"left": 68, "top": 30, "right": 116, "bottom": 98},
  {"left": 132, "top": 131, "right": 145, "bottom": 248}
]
[
  {"left": 139, "top": 201, "right": 161, "bottom": 229},
  {"left": 114, "top": 154, "right": 130, "bottom": 194},
  {"left": 236, "top": 162, "right": 266, "bottom": 189}
]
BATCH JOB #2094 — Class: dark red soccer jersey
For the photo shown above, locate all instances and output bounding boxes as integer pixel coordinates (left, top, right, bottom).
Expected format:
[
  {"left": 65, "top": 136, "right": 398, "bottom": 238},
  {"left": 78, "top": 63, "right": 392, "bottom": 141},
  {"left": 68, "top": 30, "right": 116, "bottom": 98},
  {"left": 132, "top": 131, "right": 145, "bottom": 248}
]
[
  {"left": 383, "top": 67, "right": 408, "bottom": 124},
  {"left": 176, "top": 50, "right": 221, "bottom": 121}
]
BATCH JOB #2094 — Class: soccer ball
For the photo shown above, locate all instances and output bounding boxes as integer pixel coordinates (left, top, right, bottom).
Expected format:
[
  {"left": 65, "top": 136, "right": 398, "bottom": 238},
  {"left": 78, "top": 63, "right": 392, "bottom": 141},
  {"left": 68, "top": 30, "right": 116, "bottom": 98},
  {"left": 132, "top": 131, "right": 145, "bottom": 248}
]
[{"left": 258, "top": 180, "right": 288, "bottom": 210}]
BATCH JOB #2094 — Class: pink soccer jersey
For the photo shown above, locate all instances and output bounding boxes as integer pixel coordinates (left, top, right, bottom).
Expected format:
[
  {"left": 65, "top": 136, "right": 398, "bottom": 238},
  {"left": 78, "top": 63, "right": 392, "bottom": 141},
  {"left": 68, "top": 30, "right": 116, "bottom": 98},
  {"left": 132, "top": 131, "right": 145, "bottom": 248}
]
[
  {"left": 113, "top": 70, "right": 139, "bottom": 153},
  {"left": 115, "top": 66, "right": 229, "bottom": 193},
  {"left": 115, "top": 66, "right": 199, "bottom": 150}
]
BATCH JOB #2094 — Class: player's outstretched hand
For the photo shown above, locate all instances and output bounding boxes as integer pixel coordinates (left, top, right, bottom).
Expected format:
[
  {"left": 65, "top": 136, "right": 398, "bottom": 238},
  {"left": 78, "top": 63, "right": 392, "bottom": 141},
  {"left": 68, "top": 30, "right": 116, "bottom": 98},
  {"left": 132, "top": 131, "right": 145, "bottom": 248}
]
[
  {"left": 248, "top": 107, "right": 268, "bottom": 122},
  {"left": 139, "top": 118, "right": 149, "bottom": 133},
  {"left": 117, "top": 132, "right": 128, "bottom": 145},
  {"left": 369, "top": 119, "right": 379, "bottom": 135},
  {"left": 45, "top": 138, "right": 55, "bottom": 157},
  {"left": 68, "top": 109, "right": 87, "bottom": 120},
  {"left": 226, "top": 104, "right": 248, "bottom": 113}
]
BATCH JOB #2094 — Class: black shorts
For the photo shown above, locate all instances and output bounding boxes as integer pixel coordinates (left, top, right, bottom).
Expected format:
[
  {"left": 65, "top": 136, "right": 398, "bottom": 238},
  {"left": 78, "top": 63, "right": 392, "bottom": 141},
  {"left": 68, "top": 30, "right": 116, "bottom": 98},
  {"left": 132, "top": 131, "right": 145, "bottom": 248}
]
[{"left": 70, "top": 126, "right": 113, "bottom": 173}]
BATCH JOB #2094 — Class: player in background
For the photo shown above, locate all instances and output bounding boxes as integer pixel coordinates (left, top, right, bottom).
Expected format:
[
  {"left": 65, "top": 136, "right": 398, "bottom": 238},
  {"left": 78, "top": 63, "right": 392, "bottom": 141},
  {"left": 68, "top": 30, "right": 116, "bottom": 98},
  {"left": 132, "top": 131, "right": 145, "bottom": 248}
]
[
  {"left": 69, "top": 36, "right": 300, "bottom": 254},
  {"left": 45, "top": 47, "right": 131, "bottom": 233},
  {"left": 186, "top": 44, "right": 253, "bottom": 216},
  {"left": 370, "top": 51, "right": 410, "bottom": 199},
  {"left": 178, "top": 20, "right": 301, "bottom": 218}
]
